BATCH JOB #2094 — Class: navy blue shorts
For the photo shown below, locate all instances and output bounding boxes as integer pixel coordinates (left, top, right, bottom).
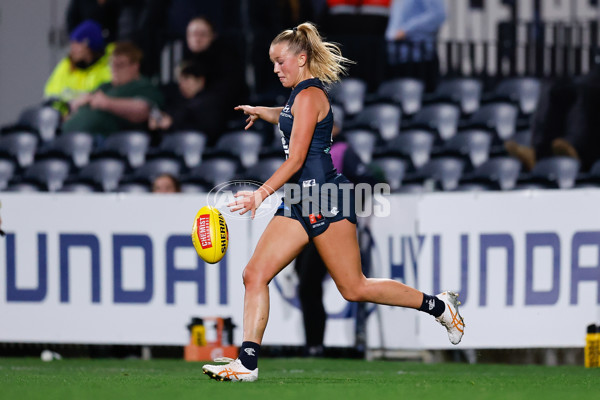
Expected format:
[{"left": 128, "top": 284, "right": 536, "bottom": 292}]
[{"left": 274, "top": 174, "right": 357, "bottom": 238}]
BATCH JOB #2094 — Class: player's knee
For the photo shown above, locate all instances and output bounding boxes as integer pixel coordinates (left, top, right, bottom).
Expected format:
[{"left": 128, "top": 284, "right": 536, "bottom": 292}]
[
  {"left": 242, "top": 267, "right": 257, "bottom": 288},
  {"left": 242, "top": 263, "right": 270, "bottom": 289}
]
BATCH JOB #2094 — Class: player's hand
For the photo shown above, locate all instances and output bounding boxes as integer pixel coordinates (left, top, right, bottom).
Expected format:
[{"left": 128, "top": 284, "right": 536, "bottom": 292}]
[
  {"left": 228, "top": 190, "right": 264, "bottom": 219},
  {"left": 234, "top": 105, "right": 260, "bottom": 130}
]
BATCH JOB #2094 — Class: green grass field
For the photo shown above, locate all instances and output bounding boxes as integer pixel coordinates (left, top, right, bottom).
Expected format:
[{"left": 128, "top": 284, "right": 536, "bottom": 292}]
[{"left": 0, "top": 357, "right": 596, "bottom": 400}]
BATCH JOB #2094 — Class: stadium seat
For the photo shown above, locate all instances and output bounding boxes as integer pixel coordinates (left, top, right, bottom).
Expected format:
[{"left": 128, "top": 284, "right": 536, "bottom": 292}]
[
  {"left": 17, "top": 105, "right": 61, "bottom": 142},
  {"left": 528, "top": 156, "right": 580, "bottom": 189},
  {"left": 465, "top": 102, "right": 519, "bottom": 141},
  {"left": 409, "top": 103, "right": 461, "bottom": 141},
  {"left": 180, "top": 181, "right": 210, "bottom": 193},
  {"left": 59, "top": 181, "right": 99, "bottom": 193},
  {"left": 329, "top": 77, "right": 367, "bottom": 116},
  {"left": 429, "top": 77, "right": 483, "bottom": 115},
  {"left": 187, "top": 156, "right": 239, "bottom": 187},
  {"left": 45, "top": 131, "right": 94, "bottom": 168},
  {"left": 0, "top": 131, "right": 39, "bottom": 168},
  {"left": 492, "top": 77, "right": 541, "bottom": 115},
  {"left": 376, "top": 78, "right": 424, "bottom": 115},
  {"left": 117, "top": 181, "right": 151, "bottom": 193},
  {"left": 514, "top": 181, "right": 555, "bottom": 190},
  {"left": 78, "top": 158, "right": 126, "bottom": 192},
  {"left": 371, "top": 156, "right": 407, "bottom": 191},
  {"left": 462, "top": 156, "right": 522, "bottom": 190},
  {"left": 0, "top": 157, "right": 16, "bottom": 190},
  {"left": 23, "top": 158, "right": 71, "bottom": 192},
  {"left": 385, "top": 129, "right": 435, "bottom": 170},
  {"left": 394, "top": 182, "right": 427, "bottom": 194},
  {"left": 455, "top": 182, "right": 496, "bottom": 191},
  {"left": 587, "top": 159, "right": 600, "bottom": 176},
  {"left": 575, "top": 159, "right": 600, "bottom": 187},
  {"left": 350, "top": 103, "right": 402, "bottom": 141},
  {"left": 406, "top": 156, "right": 465, "bottom": 191},
  {"left": 159, "top": 130, "right": 208, "bottom": 169},
  {"left": 100, "top": 131, "right": 151, "bottom": 168},
  {"left": 6, "top": 182, "right": 44, "bottom": 192},
  {"left": 511, "top": 129, "right": 532, "bottom": 147},
  {"left": 232, "top": 181, "right": 264, "bottom": 193},
  {"left": 343, "top": 129, "right": 378, "bottom": 164},
  {"left": 331, "top": 104, "right": 345, "bottom": 131},
  {"left": 244, "top": 157, "right": 284, "bottom": 183},
  {"left": 133, "top": 156, "right": 182, "bottom": 183},
  {"left": 443, "top": 130, "right": 493, "bottom": 169},
  {"left": 216, "top": 130, "right": 264, "bottom": 168}
]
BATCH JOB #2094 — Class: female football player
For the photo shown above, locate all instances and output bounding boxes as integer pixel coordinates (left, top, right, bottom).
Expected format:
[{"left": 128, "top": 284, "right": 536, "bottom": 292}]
[{"left": 202, "top": 22, "right": 464, "bottom": 382}]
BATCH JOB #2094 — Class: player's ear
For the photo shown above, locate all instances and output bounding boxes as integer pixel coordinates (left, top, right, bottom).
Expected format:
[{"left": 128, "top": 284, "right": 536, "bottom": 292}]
[{"left": 297, "top": 52, "right": 307, "bottom": 67}]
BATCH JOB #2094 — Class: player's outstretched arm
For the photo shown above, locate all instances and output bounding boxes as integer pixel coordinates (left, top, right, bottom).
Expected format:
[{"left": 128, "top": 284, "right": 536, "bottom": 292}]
[
  {"left": 229, "top": 90, "right": 322, "bottom": 219},
  {"left": 235, "top": 105, "right": 284, "bottom": 129}
]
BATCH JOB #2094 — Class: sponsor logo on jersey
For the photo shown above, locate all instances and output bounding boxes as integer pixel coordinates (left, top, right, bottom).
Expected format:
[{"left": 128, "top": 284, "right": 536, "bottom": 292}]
[
  {"left": 309, "top": 213, "right": 323, "bottom": 224},
  {"left": 303, "top": 179, "right": 316, "bottom": 188},
  {"left": 280, "top": 104, "right": 292, "bottom": 119}
]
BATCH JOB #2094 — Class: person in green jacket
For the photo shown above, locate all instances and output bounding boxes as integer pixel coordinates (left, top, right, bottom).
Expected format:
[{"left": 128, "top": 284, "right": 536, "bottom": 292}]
[
  {"left": 62, "top": 41, "right": 164, "bottom": 138},
  {"left": 44, "top": 20, "right": 112, "bottom": 103}
]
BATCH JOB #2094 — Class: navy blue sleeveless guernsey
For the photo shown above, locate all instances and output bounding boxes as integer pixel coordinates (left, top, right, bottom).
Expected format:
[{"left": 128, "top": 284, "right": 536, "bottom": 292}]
[
  {"left": 278, "top": 78, "right": 337, "bottom": 185},
  {"left": 275, "top": 77, "right": 357, "bottom": 237}
]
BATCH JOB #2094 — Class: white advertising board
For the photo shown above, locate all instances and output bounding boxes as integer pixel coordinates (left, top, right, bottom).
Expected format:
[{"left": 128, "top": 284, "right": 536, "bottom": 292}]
[
  {"left": 1, "top": 190, "right": 599, "bottom": 349},
  {"left": 367, "top": 190, "right": 600, "bottom": 349},
  {"left": 0, "top": 193, "right": 354, "bottom": 346}
]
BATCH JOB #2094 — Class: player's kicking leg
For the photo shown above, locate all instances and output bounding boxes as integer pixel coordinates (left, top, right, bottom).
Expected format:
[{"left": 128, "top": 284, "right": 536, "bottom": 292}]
[
  {"left": 313, "top": 219, "right": 466, "bottom": 345},
  {"left": 435, "top": 291, "right": 465, "bottom": 344}
]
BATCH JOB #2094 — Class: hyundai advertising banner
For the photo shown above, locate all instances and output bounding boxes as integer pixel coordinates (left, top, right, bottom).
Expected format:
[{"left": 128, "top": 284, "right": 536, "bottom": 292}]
[{"left": 1, "top": 190, "right": 598, "bottom": 349}]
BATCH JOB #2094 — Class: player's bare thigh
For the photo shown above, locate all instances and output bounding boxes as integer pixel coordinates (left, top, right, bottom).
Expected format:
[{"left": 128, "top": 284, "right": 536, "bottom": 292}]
[
  {"left": 312, "top": 219, "right": 366, "bottom": 297},
  {"left": 243, "top": 215, "right": 309, "bottom": 286}
]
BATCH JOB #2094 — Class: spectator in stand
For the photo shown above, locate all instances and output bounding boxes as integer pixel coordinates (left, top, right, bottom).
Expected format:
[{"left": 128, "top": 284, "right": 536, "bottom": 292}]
[
  {"left": 385, "top": 0, "right": 446, "bottom": 92},
  {"left": 152, "top": 173, "right": 181, "bottom": 193},
  {"left": 183, "top": 16, "right": 247, "bottom": 115},
  {"left": 62, "top": 41, "right": 163, "bottom": 138},
  {"left": 44, "top": 20, "right": 113, "bottom": 106},
  {"left": 166, "top": 1, "right": 225, "bottom": 39},
  {"left": 66, "top": 0, "right": 120, "bottom": 43},
  {"left": 505, "top": 64, "right": 600, "bottom": 172},
  {"left": 149, "top": 62, "right": 225, "bottom": 145}
]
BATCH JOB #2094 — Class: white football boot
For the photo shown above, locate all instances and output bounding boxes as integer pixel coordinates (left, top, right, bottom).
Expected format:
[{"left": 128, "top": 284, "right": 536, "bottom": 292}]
[
  {"left": 202, "top": 358, "right": 258, "bottom": 382},
  {"left": 435, "top": 291, "right": 465, "bottom": 345}
]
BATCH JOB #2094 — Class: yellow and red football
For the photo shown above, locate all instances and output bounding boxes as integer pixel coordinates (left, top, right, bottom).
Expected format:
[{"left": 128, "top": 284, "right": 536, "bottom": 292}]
[{"left": 191, "top": 206, "right": 228, "bottom": 264}]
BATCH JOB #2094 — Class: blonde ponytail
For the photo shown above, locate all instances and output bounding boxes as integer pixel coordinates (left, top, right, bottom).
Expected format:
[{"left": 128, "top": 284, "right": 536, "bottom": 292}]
[{"left": 271, "top": 22, "right": 353, "bottom": 86}]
